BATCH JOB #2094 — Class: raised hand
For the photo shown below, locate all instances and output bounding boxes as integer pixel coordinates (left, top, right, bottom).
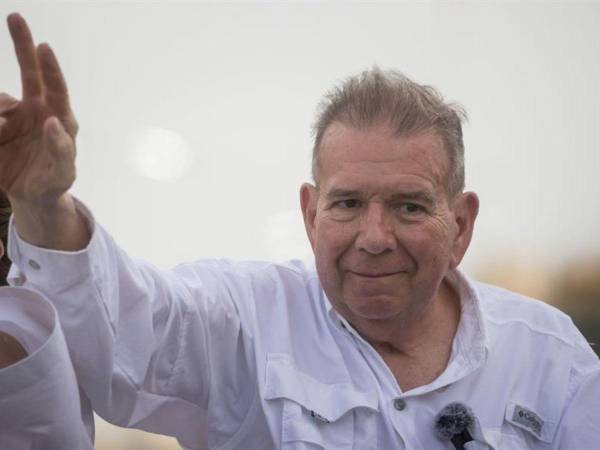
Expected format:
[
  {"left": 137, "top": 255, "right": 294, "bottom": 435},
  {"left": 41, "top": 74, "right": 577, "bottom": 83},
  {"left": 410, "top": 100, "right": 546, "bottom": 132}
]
[
  {"left": 0, "top": 13, "right": 77, "bottom": 204},
  {"left": 1, "top": 13, "right": 89, "bottom": 250}
]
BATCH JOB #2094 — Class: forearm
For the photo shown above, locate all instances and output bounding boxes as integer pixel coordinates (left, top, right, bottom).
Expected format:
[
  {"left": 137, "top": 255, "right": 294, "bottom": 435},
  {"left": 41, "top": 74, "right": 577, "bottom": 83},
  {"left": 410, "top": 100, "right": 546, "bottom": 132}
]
[{"left": 10, "top": 192, "right": 90, "bottom": 251}]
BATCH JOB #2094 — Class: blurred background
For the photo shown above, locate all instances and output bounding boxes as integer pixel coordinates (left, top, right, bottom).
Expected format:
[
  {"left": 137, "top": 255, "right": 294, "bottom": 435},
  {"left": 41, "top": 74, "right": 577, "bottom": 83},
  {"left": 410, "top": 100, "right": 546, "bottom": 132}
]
[{"left": 1, "top": 1, "right": 599, "bottom": 448}]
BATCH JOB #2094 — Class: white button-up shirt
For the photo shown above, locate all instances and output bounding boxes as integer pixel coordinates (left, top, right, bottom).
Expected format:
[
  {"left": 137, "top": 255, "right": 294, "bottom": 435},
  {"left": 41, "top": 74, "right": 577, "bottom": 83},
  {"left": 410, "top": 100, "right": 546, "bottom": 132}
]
[{"left": 6, "top": 201, "right": 600, "bottom": 449}]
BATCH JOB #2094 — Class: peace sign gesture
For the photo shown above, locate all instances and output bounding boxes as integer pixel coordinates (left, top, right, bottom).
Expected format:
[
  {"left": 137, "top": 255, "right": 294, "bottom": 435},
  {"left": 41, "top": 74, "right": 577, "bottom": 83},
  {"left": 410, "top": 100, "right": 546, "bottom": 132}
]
[{"left": 1, "top": 13, "right": 88, "bottom": 250}]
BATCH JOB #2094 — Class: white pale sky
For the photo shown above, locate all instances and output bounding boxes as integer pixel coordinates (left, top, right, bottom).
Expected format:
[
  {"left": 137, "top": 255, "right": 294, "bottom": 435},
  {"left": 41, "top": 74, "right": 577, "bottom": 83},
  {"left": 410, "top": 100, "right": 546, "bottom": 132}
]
[{"left": 1, "top": 1, "right": 599, "bottom": 274}]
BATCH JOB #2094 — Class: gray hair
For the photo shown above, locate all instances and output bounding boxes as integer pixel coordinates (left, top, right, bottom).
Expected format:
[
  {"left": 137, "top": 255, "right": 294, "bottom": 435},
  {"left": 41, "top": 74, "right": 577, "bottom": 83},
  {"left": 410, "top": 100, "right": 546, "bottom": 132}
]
[{"left": 312, "top": 67, "right": 467, "bottom": 197}]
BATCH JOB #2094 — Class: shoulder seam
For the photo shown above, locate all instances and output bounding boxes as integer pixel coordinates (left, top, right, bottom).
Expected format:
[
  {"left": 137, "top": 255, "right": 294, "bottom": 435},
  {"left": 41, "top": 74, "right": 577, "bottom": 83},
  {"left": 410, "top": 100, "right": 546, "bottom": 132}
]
[{"left": 485, "top": 316, "right": 575, "bottom": 348}]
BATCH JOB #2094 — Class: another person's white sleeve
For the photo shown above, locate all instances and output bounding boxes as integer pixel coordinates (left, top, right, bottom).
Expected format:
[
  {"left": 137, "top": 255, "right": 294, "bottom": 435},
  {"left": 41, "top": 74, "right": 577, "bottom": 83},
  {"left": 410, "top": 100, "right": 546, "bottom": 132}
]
[{"left": 0, "top": 286, "right": 93, "bottom": 450}]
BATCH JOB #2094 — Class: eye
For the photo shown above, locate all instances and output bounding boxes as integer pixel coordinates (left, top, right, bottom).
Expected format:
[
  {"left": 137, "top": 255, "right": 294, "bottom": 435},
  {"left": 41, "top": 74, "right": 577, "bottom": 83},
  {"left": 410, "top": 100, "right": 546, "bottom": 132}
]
[
  {"left": 335, "top": 199, "right": 361, "bottom": 209},
  {"left": 397, "top": 203, "right": 424, "bottom": 214}
]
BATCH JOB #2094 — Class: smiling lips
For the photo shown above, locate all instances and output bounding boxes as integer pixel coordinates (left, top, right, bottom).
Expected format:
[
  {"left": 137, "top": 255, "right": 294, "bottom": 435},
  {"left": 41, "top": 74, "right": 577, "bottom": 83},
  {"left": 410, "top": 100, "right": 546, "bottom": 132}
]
[{"left": 348, "top": 270, "right": 404, "bottom": 278}]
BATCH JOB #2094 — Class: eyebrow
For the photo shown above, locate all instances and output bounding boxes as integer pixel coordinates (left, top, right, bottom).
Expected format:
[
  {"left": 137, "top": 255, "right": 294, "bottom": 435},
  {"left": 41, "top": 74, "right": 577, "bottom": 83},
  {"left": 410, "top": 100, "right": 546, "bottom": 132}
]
[
  {"left": 324, "top": 189, "right": 361, "bottom": 199},
  {"left": 388, "top": 191, "right": 435, "bottom": 206},
  {"left": 324, "top": 188, "right": 435, "bottom": 205}
]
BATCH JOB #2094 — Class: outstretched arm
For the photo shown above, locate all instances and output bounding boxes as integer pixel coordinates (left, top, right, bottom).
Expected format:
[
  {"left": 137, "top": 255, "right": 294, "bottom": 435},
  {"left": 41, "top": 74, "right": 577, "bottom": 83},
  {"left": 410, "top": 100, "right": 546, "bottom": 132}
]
[{"left": 0, "top": 13, "right": 88, "bottom": 251}]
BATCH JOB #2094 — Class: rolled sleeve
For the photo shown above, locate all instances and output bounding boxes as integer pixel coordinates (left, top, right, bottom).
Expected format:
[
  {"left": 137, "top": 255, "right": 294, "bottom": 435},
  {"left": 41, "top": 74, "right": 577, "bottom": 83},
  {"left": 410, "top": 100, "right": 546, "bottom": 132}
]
[{"left": 0, "top": 287, "right": 93, "bottom": 450}]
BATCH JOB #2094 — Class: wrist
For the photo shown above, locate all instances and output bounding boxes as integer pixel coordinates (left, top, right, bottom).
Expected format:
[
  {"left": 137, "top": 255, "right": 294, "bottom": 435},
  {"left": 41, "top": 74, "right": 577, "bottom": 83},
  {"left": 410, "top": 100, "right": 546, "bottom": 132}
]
[{"left": 10, "top": 193, "right": 91, "bottom": 251}]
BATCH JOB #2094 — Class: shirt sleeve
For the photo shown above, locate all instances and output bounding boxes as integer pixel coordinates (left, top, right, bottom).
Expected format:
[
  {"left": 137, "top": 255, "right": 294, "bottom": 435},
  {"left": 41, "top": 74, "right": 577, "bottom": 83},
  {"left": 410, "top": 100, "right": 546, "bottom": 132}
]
[
  {"left": 0, "top": 287, "right": 93, "bottom": 450},
  {"left": 550, "top": 319, "right": 600, "bottom": 449},
  {"left": 7, "top": 199, "right": 257, "bottom": 450},
  {"left": 553, "top": 368, "right": 600, "bottom": 449}
]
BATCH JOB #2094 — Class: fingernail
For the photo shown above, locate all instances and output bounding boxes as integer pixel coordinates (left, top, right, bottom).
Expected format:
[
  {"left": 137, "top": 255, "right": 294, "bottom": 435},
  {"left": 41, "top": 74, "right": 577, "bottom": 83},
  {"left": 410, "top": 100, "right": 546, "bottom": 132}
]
[{"left": 0, "top": 117, "right": 6, "bottom": 127}]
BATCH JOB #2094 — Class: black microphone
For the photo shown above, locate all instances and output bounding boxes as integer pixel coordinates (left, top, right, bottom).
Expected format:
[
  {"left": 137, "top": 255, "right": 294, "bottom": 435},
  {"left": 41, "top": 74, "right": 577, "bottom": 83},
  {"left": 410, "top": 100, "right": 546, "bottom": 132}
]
[{"left": 434, "top": 402, "right": 475, "bottom": 450}]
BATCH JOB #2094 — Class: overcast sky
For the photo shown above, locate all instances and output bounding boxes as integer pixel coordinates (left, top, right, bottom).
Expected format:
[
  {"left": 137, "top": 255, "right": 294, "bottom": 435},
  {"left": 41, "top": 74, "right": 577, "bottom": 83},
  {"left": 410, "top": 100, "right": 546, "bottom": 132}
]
[{"left": 1, "top": 1, "right": 599, "bottom": 274}]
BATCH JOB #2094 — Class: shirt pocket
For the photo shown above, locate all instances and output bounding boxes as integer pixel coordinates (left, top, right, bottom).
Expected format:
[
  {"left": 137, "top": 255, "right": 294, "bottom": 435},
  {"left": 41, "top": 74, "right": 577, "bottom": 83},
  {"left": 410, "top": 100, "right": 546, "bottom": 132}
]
[
  {"left": 482, "top": 428, "right": 530, "bottom": 450},
  {"left": 264, "top": 353, "right": 378, "bottom": 450},
  {"left": 481, "top": 399, "right": 560, "bottom": 450}
]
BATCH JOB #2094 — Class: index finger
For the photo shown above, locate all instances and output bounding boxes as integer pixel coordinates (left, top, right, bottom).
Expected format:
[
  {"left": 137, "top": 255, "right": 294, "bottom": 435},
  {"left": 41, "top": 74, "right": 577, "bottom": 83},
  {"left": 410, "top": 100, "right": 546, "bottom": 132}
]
[
  {"left": 38, "top": 43, "right": 71, "bottom": 117},
  {"left": 7, "top": 13, "right": 43, "bottom": 99}
]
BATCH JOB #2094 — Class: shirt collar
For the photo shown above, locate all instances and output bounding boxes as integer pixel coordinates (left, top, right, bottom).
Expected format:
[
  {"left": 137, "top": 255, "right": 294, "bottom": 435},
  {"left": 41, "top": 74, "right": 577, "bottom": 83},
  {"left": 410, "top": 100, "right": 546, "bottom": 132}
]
[{"left": 445, "top": 269, "right": 489, "bottom": 372}]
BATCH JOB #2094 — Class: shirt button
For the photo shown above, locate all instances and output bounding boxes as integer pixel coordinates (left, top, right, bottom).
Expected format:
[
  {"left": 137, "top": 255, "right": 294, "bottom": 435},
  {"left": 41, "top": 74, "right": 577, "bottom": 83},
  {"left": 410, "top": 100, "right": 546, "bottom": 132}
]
[
  {"left": 28, "top": 259, "right": 41, "bottom": 270},
  {"left": 393, "top": 397, "right": 406, "bottom": 411}
]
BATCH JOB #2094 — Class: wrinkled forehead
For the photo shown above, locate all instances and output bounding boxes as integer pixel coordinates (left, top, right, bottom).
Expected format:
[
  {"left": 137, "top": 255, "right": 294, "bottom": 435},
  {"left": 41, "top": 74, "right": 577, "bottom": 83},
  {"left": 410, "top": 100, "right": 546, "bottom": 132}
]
[{"left": 316, "top": 122, "right": 451, "bottom": 188}]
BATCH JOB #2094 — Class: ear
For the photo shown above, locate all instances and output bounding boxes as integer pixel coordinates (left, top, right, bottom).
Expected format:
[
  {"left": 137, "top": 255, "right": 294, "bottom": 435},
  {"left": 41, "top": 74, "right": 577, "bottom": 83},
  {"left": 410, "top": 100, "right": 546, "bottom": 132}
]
[
  {"left": 300, "top": 183, "right": 318, "bottom": 251},
  {"left": 449, "top": 191, "right": 479, "bottom": 268}
]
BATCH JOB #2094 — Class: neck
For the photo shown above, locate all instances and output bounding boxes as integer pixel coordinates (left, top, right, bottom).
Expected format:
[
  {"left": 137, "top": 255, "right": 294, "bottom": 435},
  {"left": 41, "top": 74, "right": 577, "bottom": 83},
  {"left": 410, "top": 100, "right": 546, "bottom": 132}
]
[{"left": 351, "top": 279, "right": 461, "bottom": 360}]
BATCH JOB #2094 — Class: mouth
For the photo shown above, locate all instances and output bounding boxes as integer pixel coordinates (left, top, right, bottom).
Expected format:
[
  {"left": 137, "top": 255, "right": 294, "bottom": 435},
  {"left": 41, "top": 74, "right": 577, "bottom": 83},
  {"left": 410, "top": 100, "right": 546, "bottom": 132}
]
[{"left": 348, "top": 270, "right": 403, "bottom": 279}]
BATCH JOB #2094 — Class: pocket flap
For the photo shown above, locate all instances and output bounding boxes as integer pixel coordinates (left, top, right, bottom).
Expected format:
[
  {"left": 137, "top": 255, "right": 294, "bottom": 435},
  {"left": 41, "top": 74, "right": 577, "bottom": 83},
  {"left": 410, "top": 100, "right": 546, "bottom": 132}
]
[
  {"left": 264, "top": 353, "right": 378, "bottom": 422},
  {"left": 505, "top": 401, "right": 557, "bottom": 443}
]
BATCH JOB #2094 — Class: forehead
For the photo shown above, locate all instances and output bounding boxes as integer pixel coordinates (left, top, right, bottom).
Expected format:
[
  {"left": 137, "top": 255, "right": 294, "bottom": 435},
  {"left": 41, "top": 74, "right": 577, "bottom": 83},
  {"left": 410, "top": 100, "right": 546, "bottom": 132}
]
[{"left": 317, "top": 122, "right": 449, "bottom": 195}]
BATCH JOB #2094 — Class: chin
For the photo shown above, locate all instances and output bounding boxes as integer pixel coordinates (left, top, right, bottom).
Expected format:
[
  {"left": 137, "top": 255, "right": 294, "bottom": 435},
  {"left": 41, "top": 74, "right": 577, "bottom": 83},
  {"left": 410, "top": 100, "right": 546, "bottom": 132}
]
[{"left": 347, "top": 296, "right": 405, "bottom": 321}]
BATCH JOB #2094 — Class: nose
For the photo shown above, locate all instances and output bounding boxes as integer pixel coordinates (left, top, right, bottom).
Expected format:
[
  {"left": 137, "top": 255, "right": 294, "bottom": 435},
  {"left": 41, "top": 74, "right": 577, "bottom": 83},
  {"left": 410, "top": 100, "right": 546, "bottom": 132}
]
[{"left": 355, "top": 202, "right": 397, "bottom": 255}]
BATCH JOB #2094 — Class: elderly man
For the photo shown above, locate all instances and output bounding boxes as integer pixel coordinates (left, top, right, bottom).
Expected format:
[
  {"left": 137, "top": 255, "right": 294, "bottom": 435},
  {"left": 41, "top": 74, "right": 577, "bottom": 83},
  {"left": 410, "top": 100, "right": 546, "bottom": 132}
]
[{"left": 1, "top": 13, "right": 599, "bottom": 450}]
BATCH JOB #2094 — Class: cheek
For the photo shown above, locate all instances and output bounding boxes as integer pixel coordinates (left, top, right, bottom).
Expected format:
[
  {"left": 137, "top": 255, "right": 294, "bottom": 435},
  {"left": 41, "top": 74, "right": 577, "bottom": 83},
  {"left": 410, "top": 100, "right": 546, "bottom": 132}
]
[
  {"left": 313, "top": 219, "right": 356, "bottom": 278},
  {"left": 315, "top": 217, "right": 356, "bottom": 253},
  {"left": 398, "top": 221, "right": 453, "bottom": 260}
]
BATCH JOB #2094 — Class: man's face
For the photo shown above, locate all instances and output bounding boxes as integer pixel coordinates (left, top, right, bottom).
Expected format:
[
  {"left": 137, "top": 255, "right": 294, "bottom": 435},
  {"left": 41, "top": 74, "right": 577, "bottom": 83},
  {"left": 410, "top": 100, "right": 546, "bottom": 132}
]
[{"left": 301, "top": 122, "right": 478, "bottom": 327}]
